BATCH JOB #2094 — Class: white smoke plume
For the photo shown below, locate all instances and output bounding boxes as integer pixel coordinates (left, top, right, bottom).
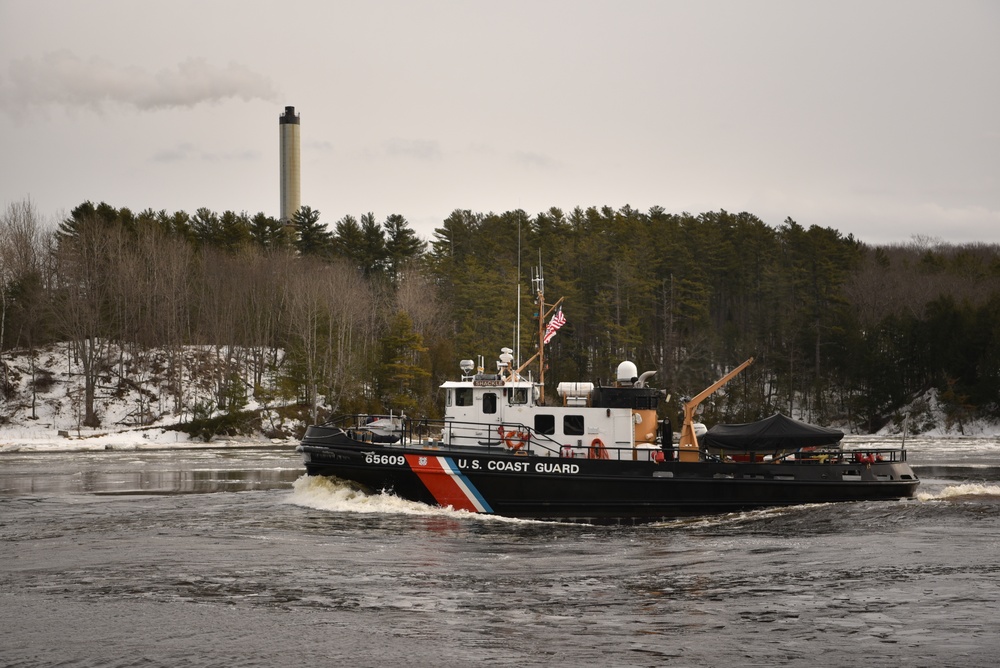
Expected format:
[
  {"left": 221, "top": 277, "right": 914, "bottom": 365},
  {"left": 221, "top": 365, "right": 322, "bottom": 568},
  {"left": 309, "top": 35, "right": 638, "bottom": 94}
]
[{"left": 0, "top": 50, "right": 278, "bottom": 117}]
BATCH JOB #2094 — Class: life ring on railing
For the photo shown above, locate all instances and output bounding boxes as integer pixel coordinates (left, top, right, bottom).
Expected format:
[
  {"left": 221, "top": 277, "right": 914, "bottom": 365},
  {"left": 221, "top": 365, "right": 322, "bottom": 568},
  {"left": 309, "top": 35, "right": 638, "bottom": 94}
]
[
  {"left": 498, "top": 426, "right": 528, "bottom": 451},
  {"left": 589, "top": 438, "right": 610, "bottom": 460}
]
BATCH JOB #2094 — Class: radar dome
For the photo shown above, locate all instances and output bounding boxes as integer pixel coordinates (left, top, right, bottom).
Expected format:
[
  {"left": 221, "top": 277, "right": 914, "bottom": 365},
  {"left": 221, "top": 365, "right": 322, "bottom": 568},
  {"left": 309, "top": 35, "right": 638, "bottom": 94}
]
[{"left": 616, "top": 361, "right": 638, "bottom": 383}]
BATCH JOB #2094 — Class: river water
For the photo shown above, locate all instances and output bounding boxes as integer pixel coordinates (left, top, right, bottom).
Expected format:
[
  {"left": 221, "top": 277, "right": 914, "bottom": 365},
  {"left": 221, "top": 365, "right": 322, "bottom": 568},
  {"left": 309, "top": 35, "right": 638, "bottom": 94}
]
[{"left": 2, "top": 437, "right": 999, "bottom": 667}]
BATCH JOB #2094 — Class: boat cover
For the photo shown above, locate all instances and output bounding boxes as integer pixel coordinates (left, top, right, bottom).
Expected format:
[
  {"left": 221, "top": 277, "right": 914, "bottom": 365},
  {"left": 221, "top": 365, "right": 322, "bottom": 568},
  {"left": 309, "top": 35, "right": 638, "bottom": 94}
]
[{"left": 702, "top": 413, "right": 844, "bottom": 451}]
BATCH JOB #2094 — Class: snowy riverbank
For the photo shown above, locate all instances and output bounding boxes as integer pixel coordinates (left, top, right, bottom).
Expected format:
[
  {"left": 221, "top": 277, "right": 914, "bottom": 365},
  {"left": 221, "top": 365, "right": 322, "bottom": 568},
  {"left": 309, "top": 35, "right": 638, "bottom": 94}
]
[{"left": 1, "top": 344, "right": 300, "bottom": 453}]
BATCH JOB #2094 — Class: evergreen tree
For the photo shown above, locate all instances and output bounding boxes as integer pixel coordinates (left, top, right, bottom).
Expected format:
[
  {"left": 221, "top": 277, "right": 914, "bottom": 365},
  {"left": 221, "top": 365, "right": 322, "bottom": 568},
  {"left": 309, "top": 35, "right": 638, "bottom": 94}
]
[
  {"left": 249, "top": 212, "right": 288, "bottom": 249},
  {"left": 358, "top": 212, "right": 387, "bottom": 277},
  {"left": 218, "top": 210, "right": 251, "bottom": 252},
  {"left": 429, "top": 209, "right": 480, "bottom": 267},
  {"left": 293, "top": 206, "right": 333, "bottom": 257},
  {"left": 161, "top": 210, "right": 192, "bottom": 240},
  {"left": 332, "top": 214, "right": 364, "bottom": 261},
  {"left": 384, "top": 213, "right": 426, "bottom": 285},
  {"left": 190, "top": 207, "right": 222, "bottom": 248},
  {"left": 57, "top": 201, "right": 120, "bottom": 244},
  {"left": 377, "top": 311, "right": 431, "bottom": 414}
]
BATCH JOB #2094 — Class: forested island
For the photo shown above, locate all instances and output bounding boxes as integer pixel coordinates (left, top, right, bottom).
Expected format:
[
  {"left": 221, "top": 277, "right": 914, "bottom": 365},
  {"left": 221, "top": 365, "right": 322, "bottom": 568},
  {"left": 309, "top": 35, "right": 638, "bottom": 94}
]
[{"left": 2, "top": 198, "right": 998, "bottom": 438}]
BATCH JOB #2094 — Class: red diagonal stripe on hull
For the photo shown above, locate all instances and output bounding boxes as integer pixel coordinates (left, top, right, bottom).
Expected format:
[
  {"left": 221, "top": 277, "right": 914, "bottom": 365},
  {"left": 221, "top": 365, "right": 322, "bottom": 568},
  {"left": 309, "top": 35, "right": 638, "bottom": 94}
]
[{"left": 404, "top": 454, "right": 479, "bottom": 512}]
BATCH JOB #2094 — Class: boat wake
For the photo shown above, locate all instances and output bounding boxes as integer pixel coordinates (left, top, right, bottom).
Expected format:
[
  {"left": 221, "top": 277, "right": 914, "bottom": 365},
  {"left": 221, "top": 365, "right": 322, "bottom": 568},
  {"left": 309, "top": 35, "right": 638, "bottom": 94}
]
[
  {"left": 917, "top": 482, "right": 1000, "bottom": 501},
  {"left": 648, "top": 503, "right": 831, "bottom": 530},
  {"left": 284, "top": 475, "right": 541, "bottom": 524}
]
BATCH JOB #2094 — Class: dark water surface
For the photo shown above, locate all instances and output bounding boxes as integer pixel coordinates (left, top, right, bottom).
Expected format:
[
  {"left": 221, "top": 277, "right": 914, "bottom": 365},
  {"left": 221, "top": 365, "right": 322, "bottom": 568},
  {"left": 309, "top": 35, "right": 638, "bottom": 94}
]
[{"left": 2, "top": 440, "right": 999, "bottom": 667}]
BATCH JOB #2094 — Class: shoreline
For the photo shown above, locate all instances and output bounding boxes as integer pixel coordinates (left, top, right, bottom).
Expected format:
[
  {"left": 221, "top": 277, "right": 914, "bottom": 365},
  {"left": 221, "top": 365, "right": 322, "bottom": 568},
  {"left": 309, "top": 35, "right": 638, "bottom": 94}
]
[{"left": 0, "top": 428, "right": 296, "bottom": 453}]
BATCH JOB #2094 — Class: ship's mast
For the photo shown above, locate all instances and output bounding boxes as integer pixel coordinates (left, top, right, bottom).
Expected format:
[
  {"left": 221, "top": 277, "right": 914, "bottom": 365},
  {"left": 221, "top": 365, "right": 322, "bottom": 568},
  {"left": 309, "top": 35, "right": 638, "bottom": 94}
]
[
  {"left": 531, "top": 258, "right": 563, "bottom": 404},
  {"left": 533, "top": 263, "right": 544, "bottom": 398}
]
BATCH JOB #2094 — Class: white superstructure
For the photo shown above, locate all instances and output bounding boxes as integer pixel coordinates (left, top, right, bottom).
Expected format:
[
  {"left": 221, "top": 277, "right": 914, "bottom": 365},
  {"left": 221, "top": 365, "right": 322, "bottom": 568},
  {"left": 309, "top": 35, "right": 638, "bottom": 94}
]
[{"left": 439, "top": 352, "right": 663, "bottom": 461}]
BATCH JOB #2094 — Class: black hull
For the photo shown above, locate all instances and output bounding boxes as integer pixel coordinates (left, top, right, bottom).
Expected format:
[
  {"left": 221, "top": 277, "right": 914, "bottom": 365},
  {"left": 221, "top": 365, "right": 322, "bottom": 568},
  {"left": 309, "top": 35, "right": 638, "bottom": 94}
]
[{"left": 298, "top": 430, "right": 920, "bottom": 523}]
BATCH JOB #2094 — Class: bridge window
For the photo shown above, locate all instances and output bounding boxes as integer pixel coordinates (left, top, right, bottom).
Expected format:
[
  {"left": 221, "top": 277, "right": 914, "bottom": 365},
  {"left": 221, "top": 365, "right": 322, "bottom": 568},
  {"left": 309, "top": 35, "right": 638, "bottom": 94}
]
[
  {"left": 535, "top": 414, "right": 555, "bottom": 435},
  {"left": 483, "top": 392, "right": 497, "bottom": 414},
  {"left": 510, "top": 387, "right": 528, "bottom": 405},
  {"left": 456, "top": 388, "right": 473, "bottom": 406}
]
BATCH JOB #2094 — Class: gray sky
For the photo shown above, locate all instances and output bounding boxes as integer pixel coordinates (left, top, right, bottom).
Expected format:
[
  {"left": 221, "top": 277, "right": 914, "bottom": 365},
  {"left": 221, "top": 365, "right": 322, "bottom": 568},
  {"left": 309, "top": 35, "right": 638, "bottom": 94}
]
[{"left": 2, "top": 0, "right": 998, "bottom": 245}]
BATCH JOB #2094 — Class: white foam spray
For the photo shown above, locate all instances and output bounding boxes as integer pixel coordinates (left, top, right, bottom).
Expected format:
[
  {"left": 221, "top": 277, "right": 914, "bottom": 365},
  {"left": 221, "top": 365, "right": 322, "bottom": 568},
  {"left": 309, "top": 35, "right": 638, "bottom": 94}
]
[
  {"left": 917, "top": 483, "right": 1000, "bottom": 502},
  {"left": 283, "top": 475, "right": 541, "bottom": 524}
]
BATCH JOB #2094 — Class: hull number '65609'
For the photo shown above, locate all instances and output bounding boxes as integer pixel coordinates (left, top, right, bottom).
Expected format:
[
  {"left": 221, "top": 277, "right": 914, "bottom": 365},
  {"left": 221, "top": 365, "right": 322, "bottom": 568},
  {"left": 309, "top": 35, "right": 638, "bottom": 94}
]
[{"left": 364, "top": 453, "right": 406, "bottom": 466}]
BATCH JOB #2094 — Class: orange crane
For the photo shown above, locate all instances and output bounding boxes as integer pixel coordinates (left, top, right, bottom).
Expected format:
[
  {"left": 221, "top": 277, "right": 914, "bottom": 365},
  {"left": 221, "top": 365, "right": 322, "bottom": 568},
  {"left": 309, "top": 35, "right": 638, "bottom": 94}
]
[{"left": 677, "top": 357, "right": 754, "bottom": 462}]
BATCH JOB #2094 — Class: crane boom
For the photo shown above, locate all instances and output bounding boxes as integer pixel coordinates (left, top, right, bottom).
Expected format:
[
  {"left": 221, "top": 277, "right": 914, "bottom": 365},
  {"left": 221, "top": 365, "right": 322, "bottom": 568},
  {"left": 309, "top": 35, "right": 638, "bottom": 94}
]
[{"left": 677, "top": 357, "right": 754, "bottom": 462}]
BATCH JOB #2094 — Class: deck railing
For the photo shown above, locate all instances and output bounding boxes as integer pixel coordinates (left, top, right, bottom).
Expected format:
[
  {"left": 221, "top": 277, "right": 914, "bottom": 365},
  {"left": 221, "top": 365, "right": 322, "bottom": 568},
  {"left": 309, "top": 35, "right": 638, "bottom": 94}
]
[{"left": 316, "top": 415, "right": 908, "bottom": 464}]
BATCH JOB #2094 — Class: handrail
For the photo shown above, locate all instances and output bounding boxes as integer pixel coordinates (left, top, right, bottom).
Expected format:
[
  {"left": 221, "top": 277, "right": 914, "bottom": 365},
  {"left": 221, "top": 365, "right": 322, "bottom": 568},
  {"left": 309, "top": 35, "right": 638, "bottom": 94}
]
[
  {"left": 318, "top": 414, "right": 564, "bottom": 456},
  {"left": 312, "top": 414, "right": 909, "bottom": 464}
]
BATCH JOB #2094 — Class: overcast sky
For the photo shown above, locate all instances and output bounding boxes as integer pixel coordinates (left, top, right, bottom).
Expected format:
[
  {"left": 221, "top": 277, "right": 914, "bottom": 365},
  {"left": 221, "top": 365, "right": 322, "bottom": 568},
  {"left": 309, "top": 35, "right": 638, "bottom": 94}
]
[{"left": 2, "top": 0, "right": 998, "bottom": 245}]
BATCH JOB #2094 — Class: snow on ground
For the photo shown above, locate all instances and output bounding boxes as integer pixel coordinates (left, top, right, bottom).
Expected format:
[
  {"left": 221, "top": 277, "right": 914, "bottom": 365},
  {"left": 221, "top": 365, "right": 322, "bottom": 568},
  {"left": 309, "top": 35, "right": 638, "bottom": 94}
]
[
  {"left": 871, "top": 388, "right": 1000, "bottom": 438},
  {"left": 1, "top": 344, "right": 297, "bottom": 453}
]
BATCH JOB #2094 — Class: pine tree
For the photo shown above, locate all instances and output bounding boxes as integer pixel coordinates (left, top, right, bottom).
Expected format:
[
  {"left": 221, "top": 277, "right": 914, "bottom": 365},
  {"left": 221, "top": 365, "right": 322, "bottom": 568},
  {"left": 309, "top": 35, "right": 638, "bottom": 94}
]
[
  {"left": 384, "top": 213, "right": 426, "bottom": 285},
  {"left": 377, "top": 311, "right": 431, "bottom": 414},
  {"left": 293, "top": 206, "right": 333, "bottom": 257}
]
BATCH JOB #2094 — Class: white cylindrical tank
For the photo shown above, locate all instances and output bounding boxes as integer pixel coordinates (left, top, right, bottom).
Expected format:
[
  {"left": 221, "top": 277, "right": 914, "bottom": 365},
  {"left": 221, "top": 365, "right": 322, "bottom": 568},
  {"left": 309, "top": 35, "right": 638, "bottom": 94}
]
[
  {"left": 557, "top": 382, "right": 594, "bottom": 406},
  {"left": 279, "top": 106, "right": 301, "bottom": 222}
]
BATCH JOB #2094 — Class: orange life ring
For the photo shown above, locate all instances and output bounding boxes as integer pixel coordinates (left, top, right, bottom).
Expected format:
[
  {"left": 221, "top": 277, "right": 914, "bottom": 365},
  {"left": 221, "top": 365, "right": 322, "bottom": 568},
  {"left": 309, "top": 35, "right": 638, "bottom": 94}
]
[
  {"left": 498, "top": 426, "right": 528, "bottom": 451},
  {"left": 589, "top": 438, "right": 610, "bottom": 460}
]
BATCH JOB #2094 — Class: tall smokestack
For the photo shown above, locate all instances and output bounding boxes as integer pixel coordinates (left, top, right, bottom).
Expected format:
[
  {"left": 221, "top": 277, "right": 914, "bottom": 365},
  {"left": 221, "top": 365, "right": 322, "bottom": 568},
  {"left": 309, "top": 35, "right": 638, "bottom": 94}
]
[{"left": 279, "top": 106, "right": 301, "bottom": 222}]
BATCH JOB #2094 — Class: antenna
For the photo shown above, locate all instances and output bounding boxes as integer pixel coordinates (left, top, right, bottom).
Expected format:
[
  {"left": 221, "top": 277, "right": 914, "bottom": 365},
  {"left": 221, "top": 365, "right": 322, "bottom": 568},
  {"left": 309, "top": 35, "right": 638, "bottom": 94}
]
[
  {"left": 531, "top": 252, "right": 544, "bottom": 296},
  {"left": 508, "top": 252, "right": 564, "bottom": 405}
]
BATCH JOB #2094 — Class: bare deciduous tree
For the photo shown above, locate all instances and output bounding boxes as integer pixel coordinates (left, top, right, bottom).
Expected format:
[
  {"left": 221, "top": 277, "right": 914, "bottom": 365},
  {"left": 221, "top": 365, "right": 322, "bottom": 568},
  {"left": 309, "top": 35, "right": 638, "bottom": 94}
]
[
  {"left": 52, "top": 219, "right": 118, "bottom": 427},
  {"left": 1, "top": 199, "right": 51, "bottom": 412}
]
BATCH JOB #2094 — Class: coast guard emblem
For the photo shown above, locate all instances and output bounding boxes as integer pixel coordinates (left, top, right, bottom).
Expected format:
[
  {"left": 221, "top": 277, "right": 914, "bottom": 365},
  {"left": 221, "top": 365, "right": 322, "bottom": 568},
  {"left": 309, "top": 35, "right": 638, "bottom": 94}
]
[{"left": 419, "top": 456, "right": 428, "bottom": 466}]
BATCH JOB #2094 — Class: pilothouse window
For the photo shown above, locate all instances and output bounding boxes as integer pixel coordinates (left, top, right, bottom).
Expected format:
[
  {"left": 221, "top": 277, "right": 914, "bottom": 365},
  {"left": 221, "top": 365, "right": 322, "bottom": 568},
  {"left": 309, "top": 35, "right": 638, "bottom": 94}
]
[
  {"left": 483, "top": 392, "right": 497, "bottom": 414},
  {"left": 456, "top": 388, "right": 474, "bottom": 406},
  {"left": 510, "top": 388, "right": 528, "bottom": 405},
  {"left": 564, "top": 415, "right": 584, "bottom": 435},
  {"left": 535, "top": 415, "right": 555, "bottom": 435}
]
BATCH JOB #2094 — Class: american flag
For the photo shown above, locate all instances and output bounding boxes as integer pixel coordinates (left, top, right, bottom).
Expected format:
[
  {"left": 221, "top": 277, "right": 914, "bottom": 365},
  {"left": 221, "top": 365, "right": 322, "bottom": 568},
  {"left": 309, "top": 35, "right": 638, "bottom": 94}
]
[{"left": 543, "top": 307, "right": 566, "bottom": 344}]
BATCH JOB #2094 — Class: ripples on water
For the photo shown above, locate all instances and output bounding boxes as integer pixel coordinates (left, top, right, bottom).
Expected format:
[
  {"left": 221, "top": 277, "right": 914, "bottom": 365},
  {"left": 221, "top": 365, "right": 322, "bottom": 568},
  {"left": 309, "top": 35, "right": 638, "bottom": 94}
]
[{"left": 2, "top": 440, "right": 1000, "bottom": 666}]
